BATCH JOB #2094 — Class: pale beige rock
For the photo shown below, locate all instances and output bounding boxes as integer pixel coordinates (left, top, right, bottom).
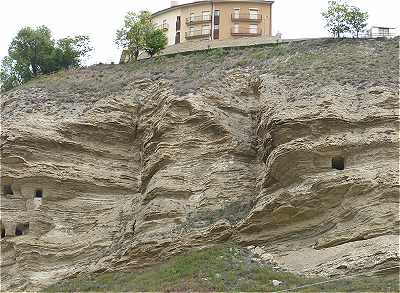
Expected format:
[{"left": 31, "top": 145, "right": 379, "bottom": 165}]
[{"left": 1, "top": 39, "right": 398, "bottom": 290}]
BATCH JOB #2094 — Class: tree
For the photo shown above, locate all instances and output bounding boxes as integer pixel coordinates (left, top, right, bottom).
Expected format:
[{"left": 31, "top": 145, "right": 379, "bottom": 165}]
[
  {"left": 8, "top": 26, "right": 55, "bottom": 77},
  {"left": 115, "top": 11, "right": 153, "bottom": 62},
  {"left": 115, "top": 10, "right": 168, "bottom": 62},
  {"left": 0, "top": 26, "right": 92, "bottom": 92},
  {"left": 322, "top": 1, "right": 369, "bottom": 38},
  {"left": 322, "top": 1, "right": 350, "bottom": 38},
  {"left": 144, "top": 29, "right": 168, "bottom": 57},
  {"left": 346, "top": 6, "right": 368, "bottom": 38},
  {"left": 53, "top": 35, "right": 92, "bottom": 69},
  {"left": 0, "top": 57, "right": 23, "bottom": 92}
]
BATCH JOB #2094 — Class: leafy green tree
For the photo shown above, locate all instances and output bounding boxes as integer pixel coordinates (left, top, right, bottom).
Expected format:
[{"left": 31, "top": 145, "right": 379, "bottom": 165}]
[
  {"left": 53, "top": 36, "right": 93, "bottom": 69},
  {"left": 0, "top": 57, "right": 24, "bottom": 91},
  {"left": 144, "top": 29, "right": 168, "bottom": 57},
  {"left": 115, "top": 11, "right": 153, "bottom": 62},
  {"left": 8, "top": 26, "right": 55, "bottom": 77},
  {"left": 322, "top": 1, "right": 350, "bottom": 38},
  {"left": 346, "top": 6, "right": 368, "bottom": 38},
  {"left": 115, "top": 10, "right": 168, "bottom": 62},
  {"left": 0, "top": 26, "right": 92, "bottom": 92}
]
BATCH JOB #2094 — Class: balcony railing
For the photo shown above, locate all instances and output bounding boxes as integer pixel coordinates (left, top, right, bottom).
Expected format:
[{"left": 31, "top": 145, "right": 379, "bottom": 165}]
[
  {"left": 353, "top": 32, "right": 396, "bottom": 38},
  {"left": 368, "top": 32, "right": 396, "bottom": 38},
  {"left": 231, "top": 27, "right": 262, "bottom": 36},
  {"left": 156, "top": 23, "right": 169, "bottom": 31},
  {"left": 185, "top": 29, "right": 211, "bottom": 39},
  {"left": 186, "top": 14, "right": 212, "bottom": 25},
  {"left": 231, "top": 13, "right": 262, "bottom": 22}
]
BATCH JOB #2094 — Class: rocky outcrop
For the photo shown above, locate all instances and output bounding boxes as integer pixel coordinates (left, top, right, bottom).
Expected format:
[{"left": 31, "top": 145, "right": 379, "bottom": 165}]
[{"left": 1, "top": 38, "right": 398, "bottom": 290}]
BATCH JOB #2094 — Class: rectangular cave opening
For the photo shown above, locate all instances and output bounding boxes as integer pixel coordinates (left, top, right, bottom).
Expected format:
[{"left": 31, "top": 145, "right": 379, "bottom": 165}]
[
  {"left": 35, "top": 189, "right": 43, "bottom": 198},
  {"left": 332, "top": 156, "right": 345, "bottom": 170},
  {"left": 15, "top": 223, "right": 29, "bottom": 236},
  {"left": 3, "top": 185, "right": 13, "bottom": 195}
]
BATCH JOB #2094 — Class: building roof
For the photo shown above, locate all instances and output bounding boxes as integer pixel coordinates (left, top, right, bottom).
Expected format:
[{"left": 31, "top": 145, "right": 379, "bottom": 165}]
[
  {"left": 370, "top": 26, "right": 396, "bottom": 29},
  {"left": 152, "top": 0, "right": 274, "bottom": 17}
]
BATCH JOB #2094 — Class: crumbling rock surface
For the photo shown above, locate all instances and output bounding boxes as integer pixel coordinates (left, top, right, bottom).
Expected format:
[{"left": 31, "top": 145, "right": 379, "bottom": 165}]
[{"left": 1, "top": 38, "right": 399, "bottom": 290}]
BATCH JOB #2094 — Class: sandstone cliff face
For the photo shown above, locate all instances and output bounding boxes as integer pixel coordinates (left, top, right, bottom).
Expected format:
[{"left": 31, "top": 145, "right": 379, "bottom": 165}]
[{"left": 1, "top": 38, "right": 399, "bottom": 290}]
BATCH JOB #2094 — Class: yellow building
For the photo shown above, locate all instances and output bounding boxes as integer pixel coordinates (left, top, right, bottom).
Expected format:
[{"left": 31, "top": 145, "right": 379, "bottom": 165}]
[{"left": 153, "top": 0, "right": 273, "bottom": 46}]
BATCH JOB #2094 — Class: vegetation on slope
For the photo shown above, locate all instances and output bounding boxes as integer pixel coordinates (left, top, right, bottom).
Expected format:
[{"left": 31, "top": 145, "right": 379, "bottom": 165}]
[
  {"left": 45, "top": 244, "right": 399, "bottom": 292},
  {"left": 0, "top": 26, "right": 92, "bottom": 92},
  {"left": 20, "top": 37, "right": 398, "bottom": 101}
]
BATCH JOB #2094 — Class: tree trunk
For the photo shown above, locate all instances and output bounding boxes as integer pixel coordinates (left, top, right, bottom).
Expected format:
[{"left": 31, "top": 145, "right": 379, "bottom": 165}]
[
  {"left": 31, "top": 63, "right": 38, "bottom": 77},
  {"left": 32, "top": 43, "right": 38, "bottom": 77}
]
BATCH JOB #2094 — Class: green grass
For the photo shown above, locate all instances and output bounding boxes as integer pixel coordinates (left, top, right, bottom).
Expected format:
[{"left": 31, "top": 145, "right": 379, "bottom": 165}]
[{"left": 45, "top": 244, "right": 399, "bottom": 292}]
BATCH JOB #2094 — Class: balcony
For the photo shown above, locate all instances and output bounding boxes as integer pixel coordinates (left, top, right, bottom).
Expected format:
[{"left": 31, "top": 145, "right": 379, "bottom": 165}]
[
  {"left": 186, "top": 14, "right": 212, "bottom": 25},
  {"left": 185, "top": 29, "right": 211, "bottom": 39},
  {"left": 231, "top": 13, "right": 262, "bottom": 22},
  {"left": 231, "top": 27, "right": 262, "bottom": 36}
]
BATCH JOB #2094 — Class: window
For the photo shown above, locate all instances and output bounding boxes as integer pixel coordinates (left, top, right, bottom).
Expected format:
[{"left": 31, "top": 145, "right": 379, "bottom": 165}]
[
  {"left": 249, "top": 24, "right": 258, "bottom": 34},
  {"left": 233, "top": 23, "right": 240, "bottom": 33},
  {"left": 176, "top": 16, "right": 181, "bottom": 31},
  {"left": 233, "top": 8, "right": 240, "bottom": 19},
  {"left": 249, "top": 9, "right": 259, "bottom": 20},
  {"left": 162, "top": 19, "right": 167, "bottom": 29},
  {"left": 189, "top": 26, "right": 195, "bottom": 36},
  {"left": 202, "top": 11, "right": 211, "bottom": 21},
  {"left": 378, "top": 27, "right": 390, "bottom": 36},
  {"left": 214, "top": 10, "right": 220, "bottom": 25},
  {"left": 214, "top": 28, "right": 220, "bottom": 39},
  {"left": 379, "top": 28, "right": 389, "bottom": 34},
  {"left": 332, "top": 156, "right": 345, "bottom": 170},
  {"left": 3, "top": 185, "right": 13, "bottom": 195},
  {"left": 35, "top": 189, "right": 43, "bottom": 198},
  {"left": 175, "top": 32, "right": 181, "bottom": 44},
  {"left": 190, "top": 13, "right": 195, "bottom": 22},
  {"left": 202, "top": 25, "right": 211, "bottom": 35},
  {"left": 214, "top": 25, "right": 220, "bottom": 30}
]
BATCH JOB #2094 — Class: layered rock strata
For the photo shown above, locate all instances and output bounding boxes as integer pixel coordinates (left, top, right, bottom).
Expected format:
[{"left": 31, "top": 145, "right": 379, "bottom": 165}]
[{"left": 1, "top": 39, "right": 398, "bottom": 290}]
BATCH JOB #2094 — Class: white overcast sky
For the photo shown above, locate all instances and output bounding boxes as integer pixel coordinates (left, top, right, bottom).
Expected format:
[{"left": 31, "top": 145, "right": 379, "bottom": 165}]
[{"left": 0, "top": 0, "right": 398, "bottom": 65}]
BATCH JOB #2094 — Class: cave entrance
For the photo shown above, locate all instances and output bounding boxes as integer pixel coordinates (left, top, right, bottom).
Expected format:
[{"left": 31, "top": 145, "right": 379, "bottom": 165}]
[
  {"left": 1, "top": 223, "right": 5, "bottom": 238},
  {"left": 3, "top": 185, "right": 13, "bottom": 195},
  {"left": 332, "top": 156, "right": 345, "bottom": 170},
  {"left": 35, "top": 189, "right": 43, "bottom": 198},
  {"left": 15, "top": 223, "right": 29, "bottom": 236}
]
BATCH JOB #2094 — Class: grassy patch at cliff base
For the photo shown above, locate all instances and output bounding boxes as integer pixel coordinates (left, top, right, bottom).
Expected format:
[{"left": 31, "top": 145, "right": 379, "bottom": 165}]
[{"left": 45, "top": 244, "right": 399, "bottom": 292}]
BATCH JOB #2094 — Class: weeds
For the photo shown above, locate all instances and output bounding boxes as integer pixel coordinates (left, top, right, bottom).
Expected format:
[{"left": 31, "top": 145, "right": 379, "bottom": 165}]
[
  {"left": 45, "top": 244, "right": 400, "bottom": 292},
  {"left": 17, "top": 38, "right": 398, "bottom": 99}
]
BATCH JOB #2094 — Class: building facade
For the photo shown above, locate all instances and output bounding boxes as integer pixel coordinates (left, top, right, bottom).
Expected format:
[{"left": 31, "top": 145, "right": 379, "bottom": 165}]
[
  {"left": 367, "top": 26, "right": 396, "bottom": 38},
  {"left": 153, "top": 0, "right": 273, "bottom": 46}
]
